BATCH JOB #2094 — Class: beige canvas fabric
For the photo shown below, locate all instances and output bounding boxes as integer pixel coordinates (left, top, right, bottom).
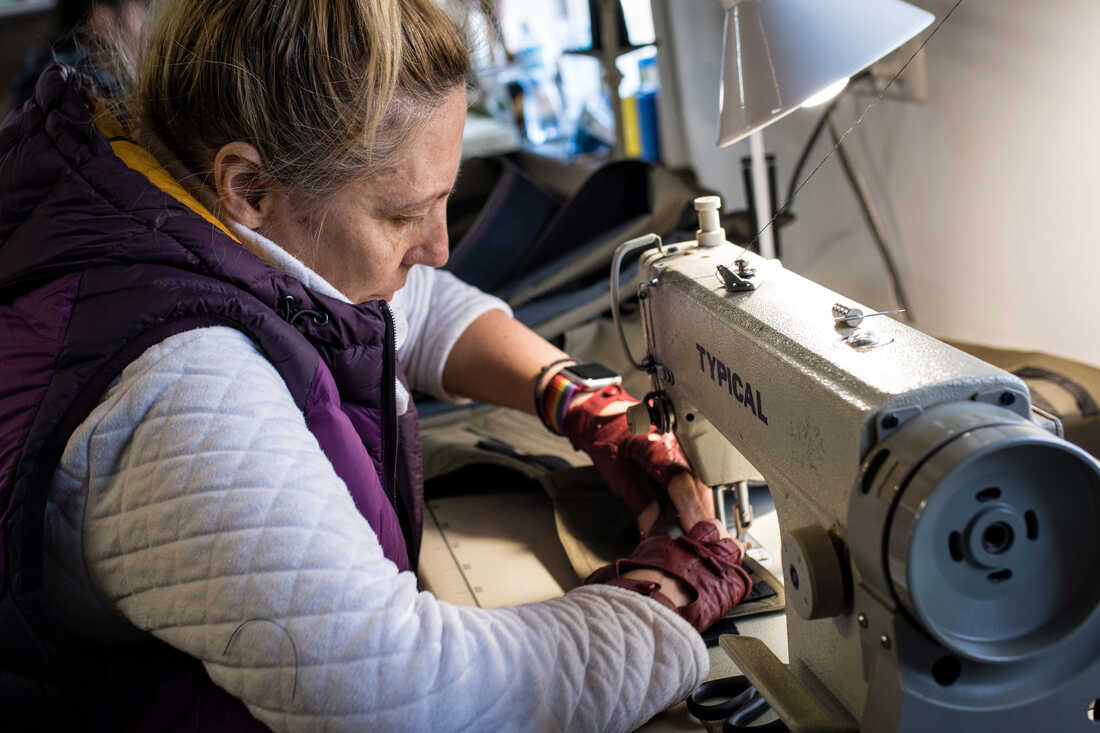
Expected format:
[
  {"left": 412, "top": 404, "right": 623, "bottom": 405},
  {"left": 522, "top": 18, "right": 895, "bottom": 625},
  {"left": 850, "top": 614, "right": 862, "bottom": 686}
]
[{"left": 947, "top": 340, "right": 1100, "bottom": 457}]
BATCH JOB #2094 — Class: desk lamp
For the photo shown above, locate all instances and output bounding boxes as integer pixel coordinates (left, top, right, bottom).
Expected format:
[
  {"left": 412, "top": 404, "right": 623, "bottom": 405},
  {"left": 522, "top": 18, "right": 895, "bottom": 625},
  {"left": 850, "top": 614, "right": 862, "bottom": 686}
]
[{"left": 716, "top": 0, "right": 933, "bottom": 258}]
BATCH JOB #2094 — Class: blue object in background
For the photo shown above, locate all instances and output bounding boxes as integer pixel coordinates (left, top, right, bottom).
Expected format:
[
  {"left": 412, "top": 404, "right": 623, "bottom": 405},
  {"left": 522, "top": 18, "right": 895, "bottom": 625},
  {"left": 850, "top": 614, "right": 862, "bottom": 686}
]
[
  {"left": 635, "top": 54, "right": 660, "bottom": 162},
  {"left": 636, "top": 88, "right": 660, "bottom": 162}
]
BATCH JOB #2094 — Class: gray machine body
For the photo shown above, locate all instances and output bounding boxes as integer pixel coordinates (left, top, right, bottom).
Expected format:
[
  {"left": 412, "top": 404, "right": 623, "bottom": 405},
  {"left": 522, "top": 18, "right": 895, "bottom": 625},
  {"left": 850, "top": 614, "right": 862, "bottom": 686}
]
[{"left": 637, "top": 241, "right": 1100, "bottom": 732}]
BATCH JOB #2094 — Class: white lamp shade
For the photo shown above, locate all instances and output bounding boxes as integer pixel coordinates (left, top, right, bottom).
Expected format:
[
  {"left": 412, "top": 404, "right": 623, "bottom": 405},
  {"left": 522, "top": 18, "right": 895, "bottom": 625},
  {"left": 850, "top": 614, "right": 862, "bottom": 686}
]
[{"left": 718, "top": 0, "right": 934, "bottom": 148}]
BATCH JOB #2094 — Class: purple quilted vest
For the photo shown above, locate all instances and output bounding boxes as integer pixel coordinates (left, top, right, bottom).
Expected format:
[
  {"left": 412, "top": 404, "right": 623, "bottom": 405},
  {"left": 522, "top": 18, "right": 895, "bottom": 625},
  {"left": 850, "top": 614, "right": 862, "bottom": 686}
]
[{"left": 0, "top": 66, "right": 424, "bottom": 730}]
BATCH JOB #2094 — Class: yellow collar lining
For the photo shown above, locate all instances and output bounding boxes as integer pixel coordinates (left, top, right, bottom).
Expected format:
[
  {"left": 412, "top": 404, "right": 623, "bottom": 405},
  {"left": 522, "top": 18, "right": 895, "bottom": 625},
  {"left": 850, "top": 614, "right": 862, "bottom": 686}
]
[{"left": 93, "top": 102, "right": 238, "bottom": 242}]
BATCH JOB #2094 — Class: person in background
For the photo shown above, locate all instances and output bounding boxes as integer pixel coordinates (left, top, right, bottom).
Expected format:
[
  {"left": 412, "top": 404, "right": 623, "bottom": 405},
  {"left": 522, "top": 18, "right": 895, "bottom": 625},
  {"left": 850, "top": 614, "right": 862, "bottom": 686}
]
[
  {"left": 9, "top": 0, "right": 147, "bottom": 108},
  {"left": 0, "top": 1, "right": 752, "bottom": 730}
]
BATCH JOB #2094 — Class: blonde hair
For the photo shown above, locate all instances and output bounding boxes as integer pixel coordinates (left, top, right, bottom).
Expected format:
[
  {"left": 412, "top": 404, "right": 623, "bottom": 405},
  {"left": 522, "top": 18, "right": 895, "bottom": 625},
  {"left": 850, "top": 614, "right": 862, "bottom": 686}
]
[{"left": 132, "top": 0, "right": 469, "bottom": 197}]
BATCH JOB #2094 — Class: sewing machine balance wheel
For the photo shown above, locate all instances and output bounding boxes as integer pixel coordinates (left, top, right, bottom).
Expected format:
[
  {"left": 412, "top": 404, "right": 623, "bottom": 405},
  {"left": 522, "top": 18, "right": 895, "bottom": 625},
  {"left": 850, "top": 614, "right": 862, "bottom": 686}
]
[{"left": 857, "top": 402, "right": 1100, "bottom": 666}]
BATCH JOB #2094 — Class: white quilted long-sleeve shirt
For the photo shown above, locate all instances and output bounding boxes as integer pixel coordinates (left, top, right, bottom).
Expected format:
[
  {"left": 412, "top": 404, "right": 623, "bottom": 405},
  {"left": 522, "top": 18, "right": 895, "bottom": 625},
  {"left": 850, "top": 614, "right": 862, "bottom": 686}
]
[{"left": 44, "top": 234, "right": 709, "bottom": 732}]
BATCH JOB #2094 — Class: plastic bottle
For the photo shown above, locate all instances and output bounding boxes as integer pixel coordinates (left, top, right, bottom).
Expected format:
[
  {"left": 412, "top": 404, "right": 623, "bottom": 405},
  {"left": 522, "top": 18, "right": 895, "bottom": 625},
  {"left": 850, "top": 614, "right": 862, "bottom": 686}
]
[{"left": 617, "top": 54, "right": 642, "bottom": 158}]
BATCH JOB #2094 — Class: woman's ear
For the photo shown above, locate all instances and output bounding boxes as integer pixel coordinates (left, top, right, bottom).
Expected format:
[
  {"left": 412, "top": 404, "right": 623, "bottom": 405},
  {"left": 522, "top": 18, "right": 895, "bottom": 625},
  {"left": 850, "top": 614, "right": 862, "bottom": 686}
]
[{"left": 212, "top": 142, "right": 271, "bottom": 229}]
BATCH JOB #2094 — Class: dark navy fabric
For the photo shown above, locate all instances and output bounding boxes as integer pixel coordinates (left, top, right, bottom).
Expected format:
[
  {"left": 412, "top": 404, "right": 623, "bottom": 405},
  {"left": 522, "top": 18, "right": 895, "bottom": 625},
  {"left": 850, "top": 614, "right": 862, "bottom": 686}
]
[{"left": 0, "top": 64, "right": 423, "bottom": 731}]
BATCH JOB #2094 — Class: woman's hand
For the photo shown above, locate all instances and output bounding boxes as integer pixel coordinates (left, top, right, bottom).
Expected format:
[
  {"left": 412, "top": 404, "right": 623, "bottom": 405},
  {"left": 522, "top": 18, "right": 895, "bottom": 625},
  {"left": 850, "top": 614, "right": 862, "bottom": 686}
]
[
  {"left": 620, "top": 520, "right": 734, "bottom": 607},
  {"left": 562, "top": 385, "right": 715, "bottom": 537},
  {"left": 586, "top": 519, "right": 753, "bottom": 631}
]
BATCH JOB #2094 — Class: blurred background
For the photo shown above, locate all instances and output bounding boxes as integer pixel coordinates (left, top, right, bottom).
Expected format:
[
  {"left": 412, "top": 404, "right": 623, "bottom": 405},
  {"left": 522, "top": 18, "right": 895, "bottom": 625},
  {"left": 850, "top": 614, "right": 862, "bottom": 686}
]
[{"left": 4, "top": 0, "right": 1098, "bottom": 368}]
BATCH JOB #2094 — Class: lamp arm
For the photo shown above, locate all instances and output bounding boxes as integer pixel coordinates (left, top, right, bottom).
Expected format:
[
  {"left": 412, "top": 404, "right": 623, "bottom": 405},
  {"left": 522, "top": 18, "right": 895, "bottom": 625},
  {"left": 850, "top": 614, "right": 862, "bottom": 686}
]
[
  {"left": 826, "top": 113, "right": 913, "bottom": 320},
  {"left": 781, "top": 97, "right": 840, "bottom": 216}
]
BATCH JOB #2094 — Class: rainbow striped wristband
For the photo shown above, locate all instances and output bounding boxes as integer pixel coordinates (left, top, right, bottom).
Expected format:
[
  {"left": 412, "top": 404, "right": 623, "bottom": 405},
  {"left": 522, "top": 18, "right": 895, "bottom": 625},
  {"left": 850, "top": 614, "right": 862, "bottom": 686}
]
[{"left": 540, "top": 372, "right": 582, "bottom": 435}]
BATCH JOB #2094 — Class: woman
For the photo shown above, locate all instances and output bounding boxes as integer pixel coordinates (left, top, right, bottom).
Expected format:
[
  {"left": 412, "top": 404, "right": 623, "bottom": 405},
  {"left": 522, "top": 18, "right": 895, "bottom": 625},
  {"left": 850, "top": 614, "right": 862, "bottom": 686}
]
[{"left": 0, "top": 1, "right": 751, "bottom": 730}]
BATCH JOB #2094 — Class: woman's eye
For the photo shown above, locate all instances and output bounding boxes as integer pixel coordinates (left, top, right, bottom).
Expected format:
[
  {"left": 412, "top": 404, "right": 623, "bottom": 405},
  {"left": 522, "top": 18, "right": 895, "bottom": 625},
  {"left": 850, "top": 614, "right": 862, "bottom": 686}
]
[{"left": 389, "top": 214, "right": 425, "bottom": 227}]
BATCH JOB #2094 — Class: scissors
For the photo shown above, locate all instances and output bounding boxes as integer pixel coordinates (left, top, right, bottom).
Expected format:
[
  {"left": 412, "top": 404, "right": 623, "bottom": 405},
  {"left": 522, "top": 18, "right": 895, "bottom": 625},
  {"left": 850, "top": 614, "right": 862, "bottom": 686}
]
[{"left": 686, "top": 675, "right": 788, "bottom": 732}]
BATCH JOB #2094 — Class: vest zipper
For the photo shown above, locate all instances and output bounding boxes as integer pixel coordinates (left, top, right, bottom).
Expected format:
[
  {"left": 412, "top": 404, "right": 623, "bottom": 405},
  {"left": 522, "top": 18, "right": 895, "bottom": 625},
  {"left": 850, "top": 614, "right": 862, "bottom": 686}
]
[{"left": 380, "top": 302, "right": 399, "bottom": 509}]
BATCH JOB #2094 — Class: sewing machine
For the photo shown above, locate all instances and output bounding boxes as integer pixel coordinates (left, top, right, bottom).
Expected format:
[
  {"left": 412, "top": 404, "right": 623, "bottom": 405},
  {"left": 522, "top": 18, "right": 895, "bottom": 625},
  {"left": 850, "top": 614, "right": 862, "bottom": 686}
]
[{"left": 617, "top": 198, "right": 1100, "bottom": 732}]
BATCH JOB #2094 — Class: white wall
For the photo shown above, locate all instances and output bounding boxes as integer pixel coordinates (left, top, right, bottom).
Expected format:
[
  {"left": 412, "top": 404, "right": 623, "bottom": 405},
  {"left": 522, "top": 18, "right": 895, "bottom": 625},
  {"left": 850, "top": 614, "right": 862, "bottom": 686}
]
[{"left": 656, "top": 0, "right": 1100, "bottom": 367}]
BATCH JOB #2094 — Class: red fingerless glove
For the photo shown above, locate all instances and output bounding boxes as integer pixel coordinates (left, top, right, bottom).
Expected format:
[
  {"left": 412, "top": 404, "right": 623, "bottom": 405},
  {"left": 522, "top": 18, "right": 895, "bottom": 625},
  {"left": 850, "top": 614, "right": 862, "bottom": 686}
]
[
  {"left": 584, "top": 521, "right": 753, "bottom": 632},
  {"left": 560, "top": 385, "right": 693, "bottom": 530}
]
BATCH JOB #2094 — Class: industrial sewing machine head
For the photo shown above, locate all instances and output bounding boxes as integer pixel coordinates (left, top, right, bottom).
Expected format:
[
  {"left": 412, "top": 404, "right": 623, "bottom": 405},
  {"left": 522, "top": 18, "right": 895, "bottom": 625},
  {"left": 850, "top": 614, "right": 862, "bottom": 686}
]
[{"left": 612, "top": 198, "right": 1100, "bottom": 731}]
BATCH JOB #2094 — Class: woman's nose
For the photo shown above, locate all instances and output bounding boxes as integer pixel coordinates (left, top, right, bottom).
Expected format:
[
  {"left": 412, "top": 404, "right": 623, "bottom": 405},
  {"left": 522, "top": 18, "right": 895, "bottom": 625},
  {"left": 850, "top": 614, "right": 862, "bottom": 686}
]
[
  {"left": 405, "top": 215, "right": 449, "bottom": 268},
  {"left": 424, "top": 234, "right": 449, "bottom": 268}
]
